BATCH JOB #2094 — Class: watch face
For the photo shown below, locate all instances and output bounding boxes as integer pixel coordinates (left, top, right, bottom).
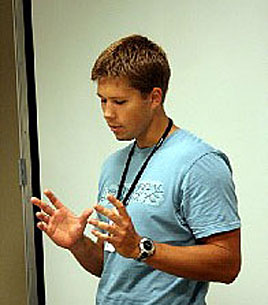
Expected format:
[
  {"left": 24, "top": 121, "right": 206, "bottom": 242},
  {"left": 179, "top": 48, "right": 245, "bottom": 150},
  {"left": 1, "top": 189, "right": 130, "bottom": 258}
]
[
  {"left": 136, "top": 237, "right": 155, "bottom": 262},
  {"left": 143, "top": 240, "right": 153, "bottom": 251}
]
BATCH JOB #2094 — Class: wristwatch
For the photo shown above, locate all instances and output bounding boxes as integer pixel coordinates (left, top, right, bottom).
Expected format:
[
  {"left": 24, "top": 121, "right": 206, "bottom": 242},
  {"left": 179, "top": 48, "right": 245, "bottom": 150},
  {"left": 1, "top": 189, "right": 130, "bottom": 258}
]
[{"left": 136, "top": 237, "right": 156, "bottom": 262}]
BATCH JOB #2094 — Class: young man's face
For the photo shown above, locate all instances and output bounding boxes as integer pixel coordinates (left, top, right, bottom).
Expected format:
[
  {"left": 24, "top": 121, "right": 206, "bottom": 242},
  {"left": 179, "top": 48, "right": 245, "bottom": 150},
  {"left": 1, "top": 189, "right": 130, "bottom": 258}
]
[{"left": 97, "top": 77, "right": 154, "bottom": 145}]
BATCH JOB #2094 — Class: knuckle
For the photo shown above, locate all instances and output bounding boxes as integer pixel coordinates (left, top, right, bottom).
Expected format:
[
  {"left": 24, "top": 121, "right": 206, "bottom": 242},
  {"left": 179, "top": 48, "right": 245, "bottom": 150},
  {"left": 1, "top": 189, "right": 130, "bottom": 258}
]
[
  {"left": 118, "top": 201, "right": 124, "bottom": 209},
  {"left": 119, "top": 230, "right": 127, "bottom": 241},
  {"left": 123, "top": 219, "right": 132, "bottom": 229}
]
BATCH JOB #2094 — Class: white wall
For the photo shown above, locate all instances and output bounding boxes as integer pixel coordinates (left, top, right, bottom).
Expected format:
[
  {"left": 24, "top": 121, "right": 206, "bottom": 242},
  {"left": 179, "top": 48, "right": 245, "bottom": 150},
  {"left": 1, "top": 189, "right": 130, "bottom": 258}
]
[{"left": 33, "top": 1, "right": 268, "bottom": 304}]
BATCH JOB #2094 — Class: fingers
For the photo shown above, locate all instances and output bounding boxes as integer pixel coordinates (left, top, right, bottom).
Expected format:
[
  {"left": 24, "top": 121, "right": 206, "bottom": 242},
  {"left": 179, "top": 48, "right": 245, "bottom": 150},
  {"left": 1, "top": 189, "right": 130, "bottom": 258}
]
[
  {"left": 31, "top": 189, "right": 62, "bottom": 215},
  {"left": 94, "top": 204, "right": 122, "bottom": 225},
  {"left": 91, "top": 229, "right": 111, "bottom": 242},
  {"left": 93, "top": 194, "right": 128, "bottom": 223},
  {"left": 80, "top": 208, "right": 94, "bottom": 222},
  {"left": 91, "top": 195, "right": 131, "bottom": 238},
  {"left": 37, "top": 221, "right": 48, "bottom": 232},
  {"left": 31, "top": 197, "right": 55, "bottom": 216},
  {"left": 107, "top": 194, "right": 128, "bottom": 218},
  {"left": 89, "top": 218, "right": 117, "bottom": 235},
  {"left": 44, "top": 189, "right": 64, "bottom": 209},
  {"left": 36, "top": 212, "right": 49, "bottom": 224}
]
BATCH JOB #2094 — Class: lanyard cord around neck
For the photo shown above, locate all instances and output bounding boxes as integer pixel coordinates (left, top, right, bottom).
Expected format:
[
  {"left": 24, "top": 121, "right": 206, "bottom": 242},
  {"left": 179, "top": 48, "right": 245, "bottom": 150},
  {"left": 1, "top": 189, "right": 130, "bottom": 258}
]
[{"left": 117, "top": 118, "right": 173, "bottom": 206}]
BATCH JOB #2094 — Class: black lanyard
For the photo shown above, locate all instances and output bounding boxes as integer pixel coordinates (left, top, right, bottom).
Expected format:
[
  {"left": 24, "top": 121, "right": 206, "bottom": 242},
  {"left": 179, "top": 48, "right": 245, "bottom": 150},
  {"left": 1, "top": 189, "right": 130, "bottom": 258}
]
[{"left": 117, "top": 118, "right": 173, "bottom": 206}]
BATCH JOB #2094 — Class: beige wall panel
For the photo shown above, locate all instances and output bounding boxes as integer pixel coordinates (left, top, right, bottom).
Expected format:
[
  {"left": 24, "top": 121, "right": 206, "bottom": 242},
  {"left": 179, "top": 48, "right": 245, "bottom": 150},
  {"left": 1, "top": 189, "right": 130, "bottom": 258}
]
[{"left": 0, "top": 0, "right": 27, "bottom": 304}]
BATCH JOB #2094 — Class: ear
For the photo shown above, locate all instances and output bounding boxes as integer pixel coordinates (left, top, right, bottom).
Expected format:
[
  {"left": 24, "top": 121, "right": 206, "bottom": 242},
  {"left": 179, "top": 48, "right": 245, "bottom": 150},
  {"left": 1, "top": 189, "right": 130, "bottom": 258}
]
[{"left": 150, "top": 87, "right": 163, "bottom": 108}]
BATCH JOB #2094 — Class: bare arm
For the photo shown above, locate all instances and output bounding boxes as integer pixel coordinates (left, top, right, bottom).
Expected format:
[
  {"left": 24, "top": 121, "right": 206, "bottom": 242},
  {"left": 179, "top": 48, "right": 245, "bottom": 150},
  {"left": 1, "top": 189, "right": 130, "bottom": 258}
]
[
  {"left": 31, "top": 189, "right": 104, "bottom": 277},
  {"left": 69, "top": 236, "right": 104, "bottom": 277},
  {"left": 90, "top": 195, "right": 241, "bottom": 283},
  {"left": 145, "top": 229, "right": 241, "bottom": 283}
]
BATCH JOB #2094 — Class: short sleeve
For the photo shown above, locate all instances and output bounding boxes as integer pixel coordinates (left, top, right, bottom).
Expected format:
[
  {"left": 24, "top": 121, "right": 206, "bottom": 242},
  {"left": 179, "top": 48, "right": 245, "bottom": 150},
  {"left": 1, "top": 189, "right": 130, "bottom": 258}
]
[{"left": 181, "top": 152, "right": 241, "bottom": 239}]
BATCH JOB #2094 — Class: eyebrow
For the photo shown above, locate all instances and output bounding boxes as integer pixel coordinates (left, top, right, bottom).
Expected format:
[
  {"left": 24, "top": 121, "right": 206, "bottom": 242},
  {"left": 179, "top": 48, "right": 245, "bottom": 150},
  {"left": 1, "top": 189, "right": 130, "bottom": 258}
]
[{"left": 97, "top": 93, "right": 128, "bottom": 100}]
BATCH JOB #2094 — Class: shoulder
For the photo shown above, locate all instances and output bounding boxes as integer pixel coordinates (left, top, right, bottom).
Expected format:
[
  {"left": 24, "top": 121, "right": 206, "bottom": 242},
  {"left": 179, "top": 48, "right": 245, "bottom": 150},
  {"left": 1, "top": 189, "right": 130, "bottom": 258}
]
[
  {"left": 165, "top": 129, "right": 232, "bottom": 175},
  {"left": 178, "top": 133, "right": 237, "bottom": 212},
  {"left": 182, "top": 151, "right": 234, "bottom": 193}
]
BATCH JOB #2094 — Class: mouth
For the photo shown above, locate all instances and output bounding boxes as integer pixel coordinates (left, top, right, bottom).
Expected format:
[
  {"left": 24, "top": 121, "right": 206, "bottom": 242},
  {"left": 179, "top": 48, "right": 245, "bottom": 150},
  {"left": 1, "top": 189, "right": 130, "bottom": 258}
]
[{"left": 108, "top": 125, "right": 123, "bottom": 133}]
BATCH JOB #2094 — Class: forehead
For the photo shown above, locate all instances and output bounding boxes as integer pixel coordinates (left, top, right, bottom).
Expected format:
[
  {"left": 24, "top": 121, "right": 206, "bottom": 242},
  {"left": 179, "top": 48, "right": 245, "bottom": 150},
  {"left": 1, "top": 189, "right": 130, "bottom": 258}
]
[{"left": 97, "top": 77, "right": 139, "bottom": 98}]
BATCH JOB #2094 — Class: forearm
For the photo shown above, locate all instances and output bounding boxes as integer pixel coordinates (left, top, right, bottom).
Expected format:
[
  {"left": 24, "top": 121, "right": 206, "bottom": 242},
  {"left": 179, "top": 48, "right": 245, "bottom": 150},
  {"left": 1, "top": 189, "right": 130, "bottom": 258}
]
[
  {"left": 69, "top": 235, "right": 104, "bottom": 277},
  {"left": 90, "top": 197, "right": 241, "bottom": 283},
  {"left": 146, "top": 242, "right": 241, "bottom": 284}
]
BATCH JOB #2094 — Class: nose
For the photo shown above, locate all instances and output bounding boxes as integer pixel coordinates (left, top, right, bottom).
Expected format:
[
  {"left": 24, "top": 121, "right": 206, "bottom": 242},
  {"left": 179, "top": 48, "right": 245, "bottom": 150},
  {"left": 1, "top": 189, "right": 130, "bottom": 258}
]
[{"left": 102, "top": 100, "right": 116, "bottom": 120}]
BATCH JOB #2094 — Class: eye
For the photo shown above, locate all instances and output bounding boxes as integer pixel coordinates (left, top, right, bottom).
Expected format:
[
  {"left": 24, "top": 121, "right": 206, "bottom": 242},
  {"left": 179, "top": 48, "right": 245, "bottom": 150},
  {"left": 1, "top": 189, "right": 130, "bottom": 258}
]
[
  {"left": 100, "top": 98, "right": 107, "bottom": 104},
  {"left": 114, "top": 100, "right": 127, "bottom": 105}
]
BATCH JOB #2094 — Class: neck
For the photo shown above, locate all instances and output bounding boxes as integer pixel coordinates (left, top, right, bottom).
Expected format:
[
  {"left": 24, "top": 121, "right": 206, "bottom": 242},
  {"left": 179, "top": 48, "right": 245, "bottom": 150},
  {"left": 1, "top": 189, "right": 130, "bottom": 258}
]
[{"left": 136, "top": 113, "right": 179, "bottom": 148}]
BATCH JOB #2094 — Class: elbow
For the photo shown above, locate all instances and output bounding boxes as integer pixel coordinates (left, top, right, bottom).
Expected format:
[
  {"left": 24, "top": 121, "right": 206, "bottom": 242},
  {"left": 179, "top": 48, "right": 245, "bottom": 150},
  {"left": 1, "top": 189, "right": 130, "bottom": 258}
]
[
  {"left": 221, "top": 257, "right": 241, "bottom": 284},
  {"left": 224, "top": 267, "right": 241, "bottom": 285},
  {"left": 222, "top": 272, "right": 239, "bottom": 285}
]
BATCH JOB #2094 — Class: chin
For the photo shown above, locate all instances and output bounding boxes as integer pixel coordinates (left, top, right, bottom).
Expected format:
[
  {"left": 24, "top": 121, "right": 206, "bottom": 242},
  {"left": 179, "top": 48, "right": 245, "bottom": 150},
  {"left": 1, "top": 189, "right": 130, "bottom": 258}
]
[{"left": 115, "top": 135, "right": 134, "bottom": 142}]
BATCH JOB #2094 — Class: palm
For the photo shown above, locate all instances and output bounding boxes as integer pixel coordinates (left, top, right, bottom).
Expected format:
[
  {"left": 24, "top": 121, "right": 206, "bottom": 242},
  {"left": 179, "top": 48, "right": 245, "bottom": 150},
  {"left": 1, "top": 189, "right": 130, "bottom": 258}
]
[
  {"left": 46, "top": 207, "right": 86, "bottom": 249},
  {"left": 32, "top": 190, "right": 93, "bottom": 249}
]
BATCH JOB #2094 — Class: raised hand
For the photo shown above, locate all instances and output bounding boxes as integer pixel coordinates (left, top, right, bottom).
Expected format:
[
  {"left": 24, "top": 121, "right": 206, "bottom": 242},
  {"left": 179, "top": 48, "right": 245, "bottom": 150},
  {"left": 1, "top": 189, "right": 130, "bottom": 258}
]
[
  {"left": 31, "top": 189, "right": 93, "bottom": 250},
  {"left": 89, "top": 194, "right": 141, "bottom": 259}
]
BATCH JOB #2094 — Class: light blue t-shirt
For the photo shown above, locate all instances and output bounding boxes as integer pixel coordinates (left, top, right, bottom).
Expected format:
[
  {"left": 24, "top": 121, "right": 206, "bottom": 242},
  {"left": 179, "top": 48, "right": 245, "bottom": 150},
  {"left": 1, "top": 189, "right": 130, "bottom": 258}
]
[{"left": 96, "top": 129, "right": 240, "bottom": 305}]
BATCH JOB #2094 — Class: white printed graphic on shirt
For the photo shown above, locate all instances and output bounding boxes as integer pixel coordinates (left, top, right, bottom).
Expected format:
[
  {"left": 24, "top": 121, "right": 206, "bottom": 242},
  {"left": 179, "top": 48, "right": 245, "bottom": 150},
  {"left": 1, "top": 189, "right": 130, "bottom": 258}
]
[{"left": 99, "top": 182, "right": 164, "bottom": 206}]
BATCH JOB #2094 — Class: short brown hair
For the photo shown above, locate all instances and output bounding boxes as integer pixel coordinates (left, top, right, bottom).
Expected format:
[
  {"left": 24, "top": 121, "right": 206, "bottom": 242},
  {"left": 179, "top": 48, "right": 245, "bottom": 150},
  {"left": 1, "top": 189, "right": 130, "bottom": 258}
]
[{"left": 91, "top": 34, "right": 171, "bottom": 102}]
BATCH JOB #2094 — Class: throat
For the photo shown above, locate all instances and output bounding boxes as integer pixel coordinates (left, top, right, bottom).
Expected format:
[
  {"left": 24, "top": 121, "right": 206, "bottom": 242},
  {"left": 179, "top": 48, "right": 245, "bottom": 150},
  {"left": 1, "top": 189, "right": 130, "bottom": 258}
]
[{"left": 136, "top": 118, "right": 175, "bottom": 149}]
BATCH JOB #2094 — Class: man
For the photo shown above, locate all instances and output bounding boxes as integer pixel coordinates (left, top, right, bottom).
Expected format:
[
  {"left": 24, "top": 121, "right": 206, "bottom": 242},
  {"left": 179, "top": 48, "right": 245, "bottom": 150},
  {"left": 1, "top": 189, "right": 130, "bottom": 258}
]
[{"left": 31, "top": 34, "right": 241, "bottom": 305}]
